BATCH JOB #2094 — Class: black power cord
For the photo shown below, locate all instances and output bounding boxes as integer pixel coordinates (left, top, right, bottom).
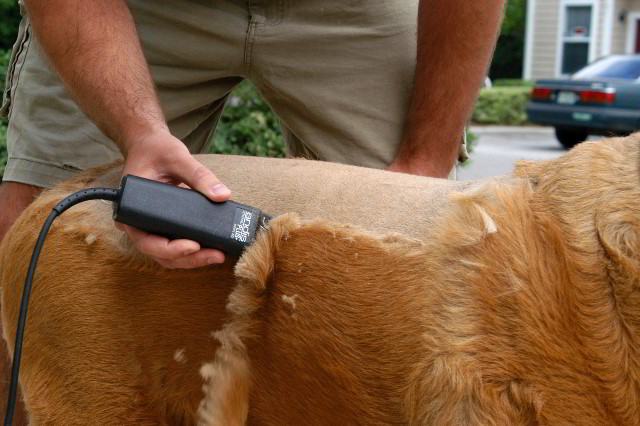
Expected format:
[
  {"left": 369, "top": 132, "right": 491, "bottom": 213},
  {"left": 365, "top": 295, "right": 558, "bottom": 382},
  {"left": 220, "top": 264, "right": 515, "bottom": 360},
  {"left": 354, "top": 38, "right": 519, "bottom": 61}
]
[{"left": 4, "top": 188, "right": 119, "bottom": 426}]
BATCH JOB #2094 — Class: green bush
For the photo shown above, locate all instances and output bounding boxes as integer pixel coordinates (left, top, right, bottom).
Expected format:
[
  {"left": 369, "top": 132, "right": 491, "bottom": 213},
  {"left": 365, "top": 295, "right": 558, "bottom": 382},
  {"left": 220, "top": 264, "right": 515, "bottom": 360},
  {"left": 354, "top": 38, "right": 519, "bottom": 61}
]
[
  {"left": 492, "top": 79, "right": 533, "bottom": 88},
  {"left": 209, "top": 81, "right": 285, "bottom": 157},
  {"left": 471, "top": 87, "right": 532, "bottom": 126},
  {"left": 0, "top": 0, "right": 21, "bottom": 51},
  {"left": 0, "top": 48, "right": 9, "bottom": 91},
  {"left": 489, "top": 0, "right": 525, "bottom": 79}
]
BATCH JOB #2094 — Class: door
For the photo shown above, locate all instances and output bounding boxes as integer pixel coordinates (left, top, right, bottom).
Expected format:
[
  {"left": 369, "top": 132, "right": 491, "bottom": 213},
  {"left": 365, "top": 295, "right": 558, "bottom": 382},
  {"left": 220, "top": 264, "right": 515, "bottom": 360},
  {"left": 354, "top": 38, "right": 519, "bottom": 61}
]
[{"left": 625, "top": 13, "right": 640, "bottom": 53}]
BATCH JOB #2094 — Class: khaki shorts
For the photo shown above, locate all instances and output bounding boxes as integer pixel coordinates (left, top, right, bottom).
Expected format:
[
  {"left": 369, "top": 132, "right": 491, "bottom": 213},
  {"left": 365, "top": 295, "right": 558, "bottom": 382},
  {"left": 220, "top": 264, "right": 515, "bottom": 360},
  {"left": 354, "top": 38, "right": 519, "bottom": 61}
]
[{"left": 1, "top": 0, "right": 466, "bottom": 188}]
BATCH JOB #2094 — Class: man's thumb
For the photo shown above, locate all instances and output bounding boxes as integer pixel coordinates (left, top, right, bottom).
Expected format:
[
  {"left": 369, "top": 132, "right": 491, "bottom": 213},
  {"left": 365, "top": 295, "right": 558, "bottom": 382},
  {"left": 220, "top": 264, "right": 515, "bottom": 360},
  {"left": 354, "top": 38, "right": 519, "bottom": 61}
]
[{"left": 178, "top": 156, "right": 231, "bottom": 202}]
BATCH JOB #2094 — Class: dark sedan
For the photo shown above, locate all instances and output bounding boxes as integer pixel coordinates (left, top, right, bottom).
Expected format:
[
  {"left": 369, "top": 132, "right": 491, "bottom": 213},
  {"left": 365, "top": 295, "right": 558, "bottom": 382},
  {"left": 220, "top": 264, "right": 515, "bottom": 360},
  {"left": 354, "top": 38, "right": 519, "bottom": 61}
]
[{"left": 526, "top": 55, "right": 640, "bottom": 148}]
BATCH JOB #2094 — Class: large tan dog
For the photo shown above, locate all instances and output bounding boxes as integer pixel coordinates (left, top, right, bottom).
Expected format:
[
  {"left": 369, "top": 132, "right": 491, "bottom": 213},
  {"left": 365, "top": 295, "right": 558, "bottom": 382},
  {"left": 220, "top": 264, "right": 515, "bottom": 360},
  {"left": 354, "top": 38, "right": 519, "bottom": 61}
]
[{"left": 1, "top": 136, "right": 639, "bottom": 425}]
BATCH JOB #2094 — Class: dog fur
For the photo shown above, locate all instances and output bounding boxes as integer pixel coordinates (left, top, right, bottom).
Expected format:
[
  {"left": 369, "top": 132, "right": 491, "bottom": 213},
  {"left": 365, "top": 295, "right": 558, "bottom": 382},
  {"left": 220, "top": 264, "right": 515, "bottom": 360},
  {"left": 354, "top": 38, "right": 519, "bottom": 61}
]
[{"left": 1, "top": 136, "right": 639, "bottom": 425}]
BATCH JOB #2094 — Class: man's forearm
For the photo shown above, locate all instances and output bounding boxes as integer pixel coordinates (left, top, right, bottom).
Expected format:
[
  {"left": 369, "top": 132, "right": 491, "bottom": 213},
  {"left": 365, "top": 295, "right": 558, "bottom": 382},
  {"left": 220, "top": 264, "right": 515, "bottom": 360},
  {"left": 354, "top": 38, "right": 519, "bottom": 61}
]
[
  {"left": 26, "top": 0, "right": 167, "bottom": 152},
  {"left": 393, "top": 0, "right": 504, "bottom": 177},
  {"left": 27, "top": 0, "right": 232, "bottom": 270}
]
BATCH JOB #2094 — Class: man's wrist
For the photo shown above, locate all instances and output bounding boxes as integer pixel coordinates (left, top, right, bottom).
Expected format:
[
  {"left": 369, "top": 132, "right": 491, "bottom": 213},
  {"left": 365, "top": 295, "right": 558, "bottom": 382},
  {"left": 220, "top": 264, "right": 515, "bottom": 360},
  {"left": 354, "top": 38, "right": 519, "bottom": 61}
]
[
  {"left": 386, "top": 156, "right": 452, "bottom": 178},
  {"left": 120, "top": 122, "right": 172, "bottom": 155},
  {"left": 389, "top": 129, "right": 461, "bottom": 178}
]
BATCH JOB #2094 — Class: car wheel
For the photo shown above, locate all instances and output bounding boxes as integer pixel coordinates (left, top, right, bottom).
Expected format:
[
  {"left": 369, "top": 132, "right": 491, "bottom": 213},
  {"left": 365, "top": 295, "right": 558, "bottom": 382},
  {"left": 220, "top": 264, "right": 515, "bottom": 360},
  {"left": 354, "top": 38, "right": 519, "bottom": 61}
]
[{"left": 554, "top": 127, "right": 588, "bottom": 149}]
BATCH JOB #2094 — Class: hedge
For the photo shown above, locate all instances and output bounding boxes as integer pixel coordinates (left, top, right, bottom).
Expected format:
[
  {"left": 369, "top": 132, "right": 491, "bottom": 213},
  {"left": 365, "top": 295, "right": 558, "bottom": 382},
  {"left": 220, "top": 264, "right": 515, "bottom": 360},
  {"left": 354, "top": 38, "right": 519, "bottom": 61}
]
[
  {"left": 492, "top": 79, "right": 533, "bottom": 88},
  {"left": 471, "top": 87, "right": 532, "bottom": 126},
  {"left": 209, "top": 81, "right": 285, "bottom": 158}
]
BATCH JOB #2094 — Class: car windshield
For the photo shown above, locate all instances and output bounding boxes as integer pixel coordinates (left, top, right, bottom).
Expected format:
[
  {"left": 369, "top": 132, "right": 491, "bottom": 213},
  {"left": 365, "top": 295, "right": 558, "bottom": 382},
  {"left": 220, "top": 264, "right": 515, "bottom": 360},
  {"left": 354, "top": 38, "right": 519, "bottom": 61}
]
[{"left": 572, "top": 56, "right": 640, "bottom": 80}]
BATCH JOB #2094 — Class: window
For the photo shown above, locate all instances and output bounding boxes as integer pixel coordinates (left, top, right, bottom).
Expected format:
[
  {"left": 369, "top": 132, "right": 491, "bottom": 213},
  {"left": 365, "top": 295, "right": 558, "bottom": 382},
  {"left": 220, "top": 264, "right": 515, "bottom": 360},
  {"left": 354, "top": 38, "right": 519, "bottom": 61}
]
[{"left": 560, "top": 4, "right": 593, "bottom": 75}]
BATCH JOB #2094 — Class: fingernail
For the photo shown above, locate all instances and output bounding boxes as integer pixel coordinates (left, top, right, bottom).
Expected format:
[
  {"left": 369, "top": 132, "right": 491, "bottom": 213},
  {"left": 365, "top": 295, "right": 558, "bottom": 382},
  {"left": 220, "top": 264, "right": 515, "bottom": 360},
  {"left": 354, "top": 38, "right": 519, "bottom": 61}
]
[
  {"left": 211, "top": 184, "right": 230, "bottom": 196},
  {"left": 207, "top": 254, "right": 224, "bottom": 264}
]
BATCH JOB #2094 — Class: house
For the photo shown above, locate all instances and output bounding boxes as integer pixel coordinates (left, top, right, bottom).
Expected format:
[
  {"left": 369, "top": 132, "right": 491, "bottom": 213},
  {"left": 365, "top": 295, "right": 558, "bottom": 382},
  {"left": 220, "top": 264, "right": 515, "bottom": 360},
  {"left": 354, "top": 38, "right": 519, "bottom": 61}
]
[{"left": 524, "top": 0, "right": 640, "bottom": 79}]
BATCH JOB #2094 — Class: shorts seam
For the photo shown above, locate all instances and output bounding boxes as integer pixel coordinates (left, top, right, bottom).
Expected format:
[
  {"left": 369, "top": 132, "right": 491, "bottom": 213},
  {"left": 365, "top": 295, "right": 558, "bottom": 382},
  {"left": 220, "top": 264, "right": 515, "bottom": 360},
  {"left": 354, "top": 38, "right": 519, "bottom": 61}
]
[
  {"left": 6, "top": 24, "right": 32, "bottom": 119},
  {"left": 7, "top": 156, "right": 81, "bottom": 172},
  {"left": 244, "top": 21, "right": 256, "bottom": 77}
]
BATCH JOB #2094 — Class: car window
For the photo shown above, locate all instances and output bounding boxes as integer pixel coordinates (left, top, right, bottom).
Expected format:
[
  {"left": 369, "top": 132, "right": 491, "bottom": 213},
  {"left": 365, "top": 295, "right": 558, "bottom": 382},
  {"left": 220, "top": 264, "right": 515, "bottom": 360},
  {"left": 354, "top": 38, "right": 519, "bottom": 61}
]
[{"left": 572, "top": 56, "right": 640, "bottom": 80}]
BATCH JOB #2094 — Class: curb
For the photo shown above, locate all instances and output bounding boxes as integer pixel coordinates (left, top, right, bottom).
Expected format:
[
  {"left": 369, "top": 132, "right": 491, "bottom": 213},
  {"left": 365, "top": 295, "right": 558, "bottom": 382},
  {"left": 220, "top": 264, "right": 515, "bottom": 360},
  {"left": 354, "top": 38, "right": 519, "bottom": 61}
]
[{"left": 469, "top": 125, "right": 553, "bottom": 134}]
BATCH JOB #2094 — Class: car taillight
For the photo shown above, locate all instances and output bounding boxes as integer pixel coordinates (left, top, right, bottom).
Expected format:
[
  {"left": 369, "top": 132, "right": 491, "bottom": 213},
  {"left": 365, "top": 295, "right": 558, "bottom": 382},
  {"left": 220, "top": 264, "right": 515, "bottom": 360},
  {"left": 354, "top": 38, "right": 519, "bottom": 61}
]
[
  {"left": 532, "top": 87, "right": 552, "bottom": 100},
  {"left": 579, "top": 90, "right": 616, "bottom": 104}
]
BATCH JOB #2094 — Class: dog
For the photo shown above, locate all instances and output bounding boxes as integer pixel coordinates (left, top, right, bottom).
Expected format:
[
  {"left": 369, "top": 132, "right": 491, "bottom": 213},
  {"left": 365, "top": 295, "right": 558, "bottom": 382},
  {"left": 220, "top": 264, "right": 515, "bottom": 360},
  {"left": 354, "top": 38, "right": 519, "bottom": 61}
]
[{"left": 1, "top": 135, "right": 639, "bottom": 425}]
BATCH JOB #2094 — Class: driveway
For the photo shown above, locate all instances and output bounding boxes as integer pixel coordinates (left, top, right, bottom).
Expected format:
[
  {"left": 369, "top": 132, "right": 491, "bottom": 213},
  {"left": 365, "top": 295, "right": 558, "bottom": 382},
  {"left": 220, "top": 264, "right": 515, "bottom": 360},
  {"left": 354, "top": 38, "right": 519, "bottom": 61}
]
[{"left": 456, "top": 126, "right": 568, "bottom": 180}]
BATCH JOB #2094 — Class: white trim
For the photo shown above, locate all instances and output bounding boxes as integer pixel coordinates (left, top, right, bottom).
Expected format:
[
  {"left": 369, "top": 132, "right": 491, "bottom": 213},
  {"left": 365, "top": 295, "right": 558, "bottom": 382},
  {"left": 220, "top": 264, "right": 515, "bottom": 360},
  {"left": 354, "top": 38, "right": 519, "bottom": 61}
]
[
  {"left": 602, "top": 0, "right": 615, "bottom": 56},
  {"left": 554, "top": 0, "right": 600, "bottom": 77},
  {"left": 625, "top": 12, "right": 640, "bottom": 53},
  {"left": 523, "top": 0, "right": 536, "bottom": 79}
]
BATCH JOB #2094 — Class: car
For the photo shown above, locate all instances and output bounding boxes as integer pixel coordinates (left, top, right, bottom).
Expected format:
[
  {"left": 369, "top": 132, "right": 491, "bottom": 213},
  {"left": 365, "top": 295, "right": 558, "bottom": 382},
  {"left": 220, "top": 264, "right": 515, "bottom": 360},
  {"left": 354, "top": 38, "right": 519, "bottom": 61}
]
[{"left": 526, "top": 54, "right": 640, "bottom": 149}]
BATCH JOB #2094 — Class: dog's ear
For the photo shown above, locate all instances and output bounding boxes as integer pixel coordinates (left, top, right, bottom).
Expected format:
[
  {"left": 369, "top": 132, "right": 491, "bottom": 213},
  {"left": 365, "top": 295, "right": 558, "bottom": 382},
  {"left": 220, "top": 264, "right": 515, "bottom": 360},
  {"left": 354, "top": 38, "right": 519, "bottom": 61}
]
[{"left": 596, "top": 206, "right": 640, "bottom": 280}]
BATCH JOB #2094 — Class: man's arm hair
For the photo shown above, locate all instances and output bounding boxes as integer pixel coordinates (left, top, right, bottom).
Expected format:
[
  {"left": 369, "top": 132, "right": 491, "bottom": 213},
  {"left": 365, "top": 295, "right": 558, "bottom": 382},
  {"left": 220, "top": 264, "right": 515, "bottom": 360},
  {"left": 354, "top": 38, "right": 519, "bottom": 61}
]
[
  {"left": 390, "top": 0, "right": 504, "bottom": 178},
  {"left": 26, "top": 0, "right": 234, "bottom": 270},
  {"left": 26, "top": 0, "right": 168, "bottom": 152}
]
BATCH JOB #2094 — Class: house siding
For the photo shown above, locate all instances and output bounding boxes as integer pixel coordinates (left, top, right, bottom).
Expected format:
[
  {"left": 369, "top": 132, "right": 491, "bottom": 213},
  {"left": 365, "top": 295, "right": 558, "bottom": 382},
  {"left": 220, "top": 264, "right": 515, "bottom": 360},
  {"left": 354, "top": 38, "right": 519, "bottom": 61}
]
[
  {"left": 595, "top": 0, "right": 606, "bottom": 56},
  {"left": 531, "top": 0, "right": 561, "bottom": 79},
  {"left": 611, "top": 0, "right": 640, "bottom": 53},
  {"left": 611, "top": 0, "right": 628, "bottom": 53}
]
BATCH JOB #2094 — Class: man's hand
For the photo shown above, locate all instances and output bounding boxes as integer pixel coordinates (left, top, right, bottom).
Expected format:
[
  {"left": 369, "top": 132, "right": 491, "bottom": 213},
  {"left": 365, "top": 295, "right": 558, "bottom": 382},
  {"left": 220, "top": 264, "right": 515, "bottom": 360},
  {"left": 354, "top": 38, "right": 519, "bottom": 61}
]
[
  {"left": 118, "top": 130, "right": 231, "bottom": 269},
  {"left": 391, "top": 0, "right": 504, "bottom": 178},
  {"left": 27, "top": 0, "right": 231, "bottom": 268}
]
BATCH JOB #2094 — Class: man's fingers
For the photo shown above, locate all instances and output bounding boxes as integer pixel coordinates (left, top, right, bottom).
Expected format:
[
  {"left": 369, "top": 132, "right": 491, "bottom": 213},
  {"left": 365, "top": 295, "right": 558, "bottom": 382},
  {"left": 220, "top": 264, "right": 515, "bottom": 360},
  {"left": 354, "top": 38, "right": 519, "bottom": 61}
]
[
  {"left": 154, "top": 249, "right": 225, "bottom": 269},
  {"left": 123, "top": 225, "right": 225, "bottom": 268},
  {"left": 124, "top": 225, "right": 199, "bottom": 259},
  {"left": 172, "top": 155, "right": 231, "bottom": 202}
]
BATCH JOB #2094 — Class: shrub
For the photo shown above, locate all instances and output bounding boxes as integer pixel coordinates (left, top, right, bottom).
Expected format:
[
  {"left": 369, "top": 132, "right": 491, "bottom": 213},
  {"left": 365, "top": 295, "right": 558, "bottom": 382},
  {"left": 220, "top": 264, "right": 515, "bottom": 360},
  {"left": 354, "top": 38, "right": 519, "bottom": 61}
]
[
  {"left": 0, "top": 0, "right": 21, "bottom": 51},
  {"left": 471, "top": 87, "right": 532, "bottom": 126},
  {"left": 488, "top": 0, "right": 526, "bottom": 80},
  {"left": 0, "top": 48, "right": 9, "bottom": 91},
  {"left": 209, "top": 81, "right": 285, "bottom": 157},
  {"left": 492, "top": 79, "right": 533, "bottom": 88}
]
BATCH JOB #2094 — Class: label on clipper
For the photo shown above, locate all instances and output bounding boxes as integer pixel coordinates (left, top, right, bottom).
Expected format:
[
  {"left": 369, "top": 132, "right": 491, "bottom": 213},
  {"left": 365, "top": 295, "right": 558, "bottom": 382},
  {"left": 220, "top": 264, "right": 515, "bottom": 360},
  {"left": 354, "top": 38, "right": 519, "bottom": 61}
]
[{"left": 231, "top": 208, "right": 254, "bottom": 243}]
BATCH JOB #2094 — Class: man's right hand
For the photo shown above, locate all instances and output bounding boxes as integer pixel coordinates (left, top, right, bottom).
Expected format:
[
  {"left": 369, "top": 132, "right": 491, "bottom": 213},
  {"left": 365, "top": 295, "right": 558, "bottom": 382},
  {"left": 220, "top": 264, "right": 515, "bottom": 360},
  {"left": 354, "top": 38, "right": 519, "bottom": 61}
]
[
  {"left": 118, "top": 130, "right": 232, "bottom": 269},
  {"left": 27, "top": 1, "right": 232, "bottom": 269}
]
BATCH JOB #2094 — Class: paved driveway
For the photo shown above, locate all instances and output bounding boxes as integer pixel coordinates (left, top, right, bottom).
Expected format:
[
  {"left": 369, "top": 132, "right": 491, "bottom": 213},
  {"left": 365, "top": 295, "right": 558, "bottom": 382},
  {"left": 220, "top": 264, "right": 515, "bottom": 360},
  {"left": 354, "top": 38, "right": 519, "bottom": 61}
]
[{"left": 456, "top": 126, "right": 568, "bottom": 180}]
